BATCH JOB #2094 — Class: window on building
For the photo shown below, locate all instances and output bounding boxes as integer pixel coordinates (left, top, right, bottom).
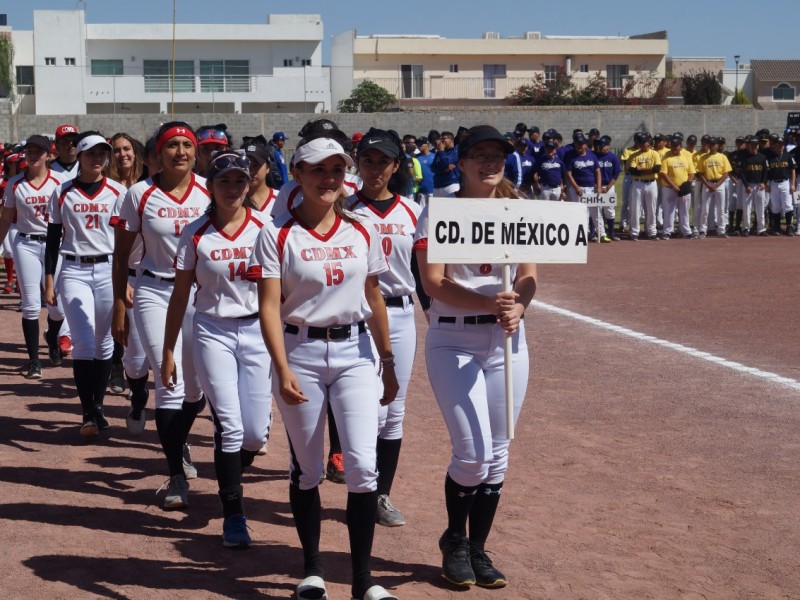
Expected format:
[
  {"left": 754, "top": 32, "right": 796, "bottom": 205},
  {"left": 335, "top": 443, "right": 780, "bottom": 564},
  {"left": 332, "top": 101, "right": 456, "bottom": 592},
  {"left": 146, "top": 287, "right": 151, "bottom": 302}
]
[
  {"left": 15, "top": 65, "right": 34, "bottom": 95},
  {"left": 401, "top": 64, "right": 424, "bottom": 99},
  {"left": 45, "top": 57, "right": 56, "bottom": 66},
  {"left": 144, "top": 60, "right": 195, "bottom": 93},
  {"left": 200, "top": 60, "right": 250, "bottom": 93},
  {"left": 483, "top": 64, "right": 506, "bottom": 98},
  {"left": 606, "top": 64, "right": 630, "bottom": 89},
  {"left": 449, "top": 64, "right": 459, "bottom": 73},
  {"left": 544, "top": 64, "right": 559, "bottom": 83},
  {"left": 579, "top": 64, "right": 589, "bottom": 73},
  {"left": 91, "top": 59, "right": 123, "bottom": 77},
  {"left": 64, "top": 57, "right": 76, "bottom": 66},
  {"left": 301, "top": 59, "right": 312, "bottom": 67},
  {"left": 283, "top": 59, "right": 294, "bottom": 67},
  {"left": 773, "top": 83, "right": 796, "bottom": 101}
]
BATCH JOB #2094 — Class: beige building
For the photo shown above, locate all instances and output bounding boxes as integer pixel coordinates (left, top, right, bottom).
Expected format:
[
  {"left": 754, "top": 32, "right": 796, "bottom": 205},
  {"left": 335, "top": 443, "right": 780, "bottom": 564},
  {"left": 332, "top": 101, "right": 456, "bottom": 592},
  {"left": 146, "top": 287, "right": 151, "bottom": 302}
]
[
  {"left": 331, "top": 30, "right": 668, "bottom": 108},
  {"left": 750, "top": 60, "right": 800, "bottom": 110}
]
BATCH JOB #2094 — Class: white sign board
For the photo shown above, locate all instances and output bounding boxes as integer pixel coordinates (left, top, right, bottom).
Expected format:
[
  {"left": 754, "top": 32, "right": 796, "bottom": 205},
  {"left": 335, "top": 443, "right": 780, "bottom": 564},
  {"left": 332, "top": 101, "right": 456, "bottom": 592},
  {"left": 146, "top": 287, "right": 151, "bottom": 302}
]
[
  {"left": 577, "top": 191, "right": 616, "bottom": 207},
  {"left": 427, "top": 198, "right": 588, "bottom": 264}
]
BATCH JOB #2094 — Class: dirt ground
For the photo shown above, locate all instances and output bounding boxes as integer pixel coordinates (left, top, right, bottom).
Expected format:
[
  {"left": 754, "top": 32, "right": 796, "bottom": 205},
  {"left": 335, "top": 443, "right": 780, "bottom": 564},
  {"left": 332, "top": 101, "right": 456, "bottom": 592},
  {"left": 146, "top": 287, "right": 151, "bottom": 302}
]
[{"left": 1, "top": 237, "right": 799, "bottom": 599}]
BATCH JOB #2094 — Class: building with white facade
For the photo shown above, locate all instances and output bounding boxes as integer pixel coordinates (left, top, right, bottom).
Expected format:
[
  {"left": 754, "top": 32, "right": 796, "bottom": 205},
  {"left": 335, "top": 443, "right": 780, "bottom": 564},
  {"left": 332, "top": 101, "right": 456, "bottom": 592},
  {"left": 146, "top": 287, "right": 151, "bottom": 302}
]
[
  {"left": 331, "top": 29, "right": 668, "bottom": 108},
  {"left": 8, "top": 10, "right": 331, "bottom": 115}
]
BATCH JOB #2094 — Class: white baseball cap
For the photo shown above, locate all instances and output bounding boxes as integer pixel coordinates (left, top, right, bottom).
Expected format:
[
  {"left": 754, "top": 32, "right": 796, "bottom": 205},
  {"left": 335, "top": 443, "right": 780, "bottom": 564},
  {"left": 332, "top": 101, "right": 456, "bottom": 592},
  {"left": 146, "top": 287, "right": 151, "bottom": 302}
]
[
  {"left": 76, "top": 134, "right": 112, "bottom": 154},
  {"left": 292, "top": 137, "right": 353, "bottom": 168}
]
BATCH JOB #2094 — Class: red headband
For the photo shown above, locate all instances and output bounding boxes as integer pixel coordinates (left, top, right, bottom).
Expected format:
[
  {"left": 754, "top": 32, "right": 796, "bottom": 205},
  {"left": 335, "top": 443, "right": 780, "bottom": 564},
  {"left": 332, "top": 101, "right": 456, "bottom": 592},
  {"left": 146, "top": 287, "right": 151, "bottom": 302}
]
[{"left": 156, "top": 126, "right": 197, "bottom": 154}]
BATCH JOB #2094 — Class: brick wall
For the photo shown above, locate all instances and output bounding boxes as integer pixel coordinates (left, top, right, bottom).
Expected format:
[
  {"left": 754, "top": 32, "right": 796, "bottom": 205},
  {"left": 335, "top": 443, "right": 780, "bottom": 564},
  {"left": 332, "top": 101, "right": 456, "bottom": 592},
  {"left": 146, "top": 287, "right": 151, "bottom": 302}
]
[{"left": 0, "top": 106, "right": 790, "bottom": 150}]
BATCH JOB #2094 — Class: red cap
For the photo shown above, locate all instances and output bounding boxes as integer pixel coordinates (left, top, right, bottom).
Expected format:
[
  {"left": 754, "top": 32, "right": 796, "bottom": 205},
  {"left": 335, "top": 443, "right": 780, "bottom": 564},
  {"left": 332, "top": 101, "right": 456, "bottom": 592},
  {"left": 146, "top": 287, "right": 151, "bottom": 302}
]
[
  {"left": 351, "top": 132, "right": 364, "bottom": 143},
  {"left": 55, "top": 124, "right": 79, "bottom": 139}
]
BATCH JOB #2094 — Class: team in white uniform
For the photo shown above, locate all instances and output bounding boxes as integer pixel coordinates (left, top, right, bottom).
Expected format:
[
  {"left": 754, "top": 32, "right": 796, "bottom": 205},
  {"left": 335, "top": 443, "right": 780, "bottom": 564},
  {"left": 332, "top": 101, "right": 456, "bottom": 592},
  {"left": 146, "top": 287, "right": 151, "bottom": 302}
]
[
  {"left": 45, "top": 133, "right": 125, "bottom": 437},
  {"left": 415, "top": 125, "right": 537, "bottom": 590},
  {"left": 346, "top": 128, "right": 421, "bottom": 529},
  {"left": 0, "top": 135, "right": 68, "bottom": 378},
  {"left": 249, "top": 137, "right": 400, "bottom": 600},
  {"left": 113, "top": 122, "right": 209, "bottom": 509},
  {"left": 164, "top": 150, "right": 273, "bottom": 547}
]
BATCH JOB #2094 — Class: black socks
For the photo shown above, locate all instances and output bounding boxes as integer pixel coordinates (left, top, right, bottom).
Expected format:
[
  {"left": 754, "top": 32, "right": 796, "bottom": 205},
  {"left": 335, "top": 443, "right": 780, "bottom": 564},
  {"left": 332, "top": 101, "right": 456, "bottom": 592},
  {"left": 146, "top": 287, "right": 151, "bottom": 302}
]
[
  {"left": 289, "top": 484, "right": 323, "bottom": 578},
  {"left": 376, "top": 437, "right": 402, "bottom": 496},
  {"left": 444, "top": 474, "right": 479, "bottom": 536},
  {"left": 468, "top": 481, "right": 504, "bottom": 551}
]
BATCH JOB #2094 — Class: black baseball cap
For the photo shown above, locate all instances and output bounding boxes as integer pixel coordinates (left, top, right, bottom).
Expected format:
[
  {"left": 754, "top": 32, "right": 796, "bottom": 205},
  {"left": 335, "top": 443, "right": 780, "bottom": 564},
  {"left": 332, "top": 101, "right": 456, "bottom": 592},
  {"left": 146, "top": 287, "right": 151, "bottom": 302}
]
[
  {"left": 598, "top": 135, "right": 612, "bottom": 147},
  {"left": 735, "top": 136, "right": 745, "bottom": 144},
  {"left": 573, "top": 134, "right": 588, "bottom": 145},
  {"left": 357, "top": 128, "right": 402, "bottom": 159},
  {"left": 25, "top": 135, "right": 51, "bottom": 152},
  {"left": 458, "top": 125, "right": 514, "bottom": 156},
  {"left": 747, "top": 135, "right": 760, "bottom": 144},
  {"left": 588, "top": 128, "right": 600, "bottom": 137},
  {"left": 543, "top": 139, "right": 558, "bottom": 149},
  {"left": 527, "top": 126, "right": 540, "bottom": 134},
  {"left": 687, "top": 134, "right": 698, "bottom": 143},
  {"left": 514, "top": 122, "right": 527, "bottom": 136},
  {"left": 774, "top": 136, "right": 785, "bottom": 145},
  {"left": 670, "top": 135, "right": 683, "bottom": 146},
  {"left": 298, "top": 119, "right": 348, "bottom": 143}
]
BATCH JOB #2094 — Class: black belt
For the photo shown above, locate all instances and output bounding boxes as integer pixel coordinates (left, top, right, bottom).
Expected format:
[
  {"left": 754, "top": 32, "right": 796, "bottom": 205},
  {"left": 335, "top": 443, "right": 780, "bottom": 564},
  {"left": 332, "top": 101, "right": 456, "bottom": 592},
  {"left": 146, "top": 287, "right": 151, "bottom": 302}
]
[
  {"left": 769, "top": 178, "right": 788, "bottom": 183},
  {"left": 384, "top": 295, "right": 413, "bottom": 307},
  {"left": 707, "top": 179, "right": 721, "bottom": 183},
  {"left": 633, "top": 177, "right": 656, "bottom": 182},
  {"left": 142, "top": 269, "right": 176, "bottom": 283},
  {"left": 64, "top": 254, "right": 109, "bottom": 264},
  {"left": 19, "top": 232, "right": 46, "bottom": 241},
  {"left": 128, "top": 268, "right": 137, "bottom": 278},
  {"left": 284, "top": 321, "right": 366, "bottom": 340},
  {"left": 236, "top": 312, "right": 258, "bottom": 320},
  {"left": 439, "top": 314, "right": 497, "bottom": 325}
]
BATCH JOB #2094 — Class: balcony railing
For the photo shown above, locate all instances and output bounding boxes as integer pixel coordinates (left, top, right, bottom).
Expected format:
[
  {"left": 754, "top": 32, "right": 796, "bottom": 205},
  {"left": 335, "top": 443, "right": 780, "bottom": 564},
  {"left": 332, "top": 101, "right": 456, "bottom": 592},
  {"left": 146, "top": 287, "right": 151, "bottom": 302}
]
[
  {"left": 358, "top": 75, "right": 657, "bottom": 101},
  {"left": 82, "top": 70, "right": 330, "bottom": 104}
]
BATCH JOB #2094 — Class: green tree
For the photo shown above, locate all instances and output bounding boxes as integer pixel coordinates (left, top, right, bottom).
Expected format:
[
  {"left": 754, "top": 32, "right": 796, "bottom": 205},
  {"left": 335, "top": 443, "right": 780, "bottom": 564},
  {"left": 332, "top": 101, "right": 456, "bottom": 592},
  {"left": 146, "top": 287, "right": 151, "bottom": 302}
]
[
  {"left": 681, "top": 70, "right": 723, "bottom": 105},
  {"left": 337, "top": 80, "right": 397, "bottom": 113},
  {"left": 731, "top": 89, "right": 750, "bottom": 105},
  {"left": 0, "top": 37, "right": 14, "bottom": 100}
]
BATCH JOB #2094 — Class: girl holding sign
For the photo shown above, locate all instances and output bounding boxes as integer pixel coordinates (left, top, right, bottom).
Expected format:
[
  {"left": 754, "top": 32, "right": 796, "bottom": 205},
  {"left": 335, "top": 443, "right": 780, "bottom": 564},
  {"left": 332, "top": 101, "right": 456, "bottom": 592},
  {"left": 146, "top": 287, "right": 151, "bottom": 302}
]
[{"left": 414, "top": 125, "right": 537, "bottom": 590}]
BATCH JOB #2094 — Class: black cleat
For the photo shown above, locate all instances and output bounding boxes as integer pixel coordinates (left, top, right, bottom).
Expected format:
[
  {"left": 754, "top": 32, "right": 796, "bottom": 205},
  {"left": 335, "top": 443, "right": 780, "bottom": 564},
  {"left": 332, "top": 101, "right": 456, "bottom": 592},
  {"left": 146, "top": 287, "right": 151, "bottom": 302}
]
[
  {"left": 439, "top": 530, "right": 475, "bottom": 587},
  {"left": 470, "top": 545, "right": 508, "bottom": 589}
]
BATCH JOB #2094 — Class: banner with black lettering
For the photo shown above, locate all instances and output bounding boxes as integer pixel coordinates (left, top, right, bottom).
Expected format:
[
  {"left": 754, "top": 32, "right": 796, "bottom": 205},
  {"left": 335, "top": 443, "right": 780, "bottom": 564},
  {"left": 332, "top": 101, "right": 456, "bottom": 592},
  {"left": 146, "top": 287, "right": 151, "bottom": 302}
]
[
  {"left": 427, "top": 198, "right": 588, "bottom": 264},
  {"left": 576, "top": 190, "right": 616, "bottom": 207}
]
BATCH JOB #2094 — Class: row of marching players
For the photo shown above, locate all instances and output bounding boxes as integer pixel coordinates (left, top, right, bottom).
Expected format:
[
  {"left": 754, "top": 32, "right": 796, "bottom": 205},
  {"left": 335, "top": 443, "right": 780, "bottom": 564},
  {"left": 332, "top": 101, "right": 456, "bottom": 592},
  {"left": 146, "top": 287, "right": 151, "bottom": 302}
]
[{"left": 0, "top": 118, "right": 538, "bottom": 600}]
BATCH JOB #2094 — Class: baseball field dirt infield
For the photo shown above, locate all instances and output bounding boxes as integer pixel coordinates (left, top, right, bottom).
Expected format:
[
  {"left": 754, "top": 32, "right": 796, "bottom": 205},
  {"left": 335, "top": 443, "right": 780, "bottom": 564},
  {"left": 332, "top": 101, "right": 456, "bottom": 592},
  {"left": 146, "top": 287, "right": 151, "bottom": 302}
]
[{"left": 0, "top": 237, "right": 798, "bottom": 599}]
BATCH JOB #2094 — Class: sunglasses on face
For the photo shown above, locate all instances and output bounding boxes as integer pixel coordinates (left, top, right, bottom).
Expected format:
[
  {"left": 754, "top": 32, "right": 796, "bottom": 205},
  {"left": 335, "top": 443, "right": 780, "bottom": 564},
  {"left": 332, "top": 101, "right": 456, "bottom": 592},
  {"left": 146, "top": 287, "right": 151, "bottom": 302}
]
[{"left": 197, "top": 129, "right": 227, "bottom": 143}]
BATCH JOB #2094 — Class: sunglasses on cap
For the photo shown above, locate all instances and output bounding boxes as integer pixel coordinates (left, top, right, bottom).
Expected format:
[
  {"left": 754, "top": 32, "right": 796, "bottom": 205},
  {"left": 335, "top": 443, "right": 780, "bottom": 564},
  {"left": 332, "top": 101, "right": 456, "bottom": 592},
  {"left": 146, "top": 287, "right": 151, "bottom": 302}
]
[
  {"left": 209, "top": 150, "right": 249, "bottom": 172},
  {"left": 197, "top": 129, "right": 227, "bottom": 143}
]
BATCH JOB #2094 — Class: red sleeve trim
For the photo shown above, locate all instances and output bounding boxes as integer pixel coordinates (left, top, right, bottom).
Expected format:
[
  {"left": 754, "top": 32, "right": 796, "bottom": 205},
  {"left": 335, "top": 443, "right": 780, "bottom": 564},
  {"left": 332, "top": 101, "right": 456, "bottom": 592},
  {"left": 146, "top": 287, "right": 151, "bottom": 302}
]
[
  {"left": 244, "top": 265, "right": 263, "bottom": 282},
  {"left": 276, "top": 218, "right": 294, "bottom": 265},
  {"left": 413, "top": 238, "right": 428, "bottom": 251},
  {"left": 352, "top": 220, "right": 371, "bottom": 248}
]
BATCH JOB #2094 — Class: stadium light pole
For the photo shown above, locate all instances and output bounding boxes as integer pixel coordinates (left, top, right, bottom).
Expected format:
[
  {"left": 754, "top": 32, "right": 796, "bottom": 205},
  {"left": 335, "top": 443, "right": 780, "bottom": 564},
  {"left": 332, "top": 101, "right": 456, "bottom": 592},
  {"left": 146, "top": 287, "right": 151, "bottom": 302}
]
[{"left": 734, "top": 55, "right": 740, "bottom": 104}]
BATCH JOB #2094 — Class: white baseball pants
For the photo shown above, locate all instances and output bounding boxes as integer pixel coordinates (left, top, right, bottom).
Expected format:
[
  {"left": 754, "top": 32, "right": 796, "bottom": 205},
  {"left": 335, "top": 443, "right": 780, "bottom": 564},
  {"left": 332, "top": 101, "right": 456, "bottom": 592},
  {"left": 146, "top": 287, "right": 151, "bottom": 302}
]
[{"left": 425, "top": 319, "right": 529, "bottom": 487}]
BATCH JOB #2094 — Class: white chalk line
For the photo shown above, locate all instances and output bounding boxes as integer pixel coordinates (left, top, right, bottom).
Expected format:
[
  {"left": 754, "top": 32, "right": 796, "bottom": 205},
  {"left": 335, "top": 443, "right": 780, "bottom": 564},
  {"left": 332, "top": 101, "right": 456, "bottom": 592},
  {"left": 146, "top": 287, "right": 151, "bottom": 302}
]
[{"left": 533, "top": 300, "right": 800, "bottom": 393}]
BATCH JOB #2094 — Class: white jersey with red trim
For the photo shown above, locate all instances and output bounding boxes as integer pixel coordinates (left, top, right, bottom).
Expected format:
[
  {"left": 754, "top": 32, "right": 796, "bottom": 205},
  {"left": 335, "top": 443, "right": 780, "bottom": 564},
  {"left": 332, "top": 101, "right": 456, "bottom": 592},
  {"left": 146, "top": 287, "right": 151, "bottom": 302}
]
[
  {"left": 48, "top": 177, "right": 126, "bottom": 257},
  {"left": 249, "top": 208, "right": 387, "bottom": 327},
  {"left": 3, "top": 170, "right": 63, "bottom": 235},
  {"left": 253, "top": 187, "right": 278, "bottom": 215},
  {"left": 116, "top": 173, "right": 210, "bottom": 278},
  {"left": 346, "top": 191, "right": 420, "bottom": 297},
  {"left": 111, "top": 191, "right": 144, "bottom": 268},
  {"left": 270, "top": 172, "right": 362, "bottom": 219},
  {"left": 177, "top": 209, "right": 264, "bottom": 319},
  {"left": 413, "top": 203, "right": 518, "bottom": 319},
  {"left": 50, "top": 160, "right": 79, "bottom": 180}
]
